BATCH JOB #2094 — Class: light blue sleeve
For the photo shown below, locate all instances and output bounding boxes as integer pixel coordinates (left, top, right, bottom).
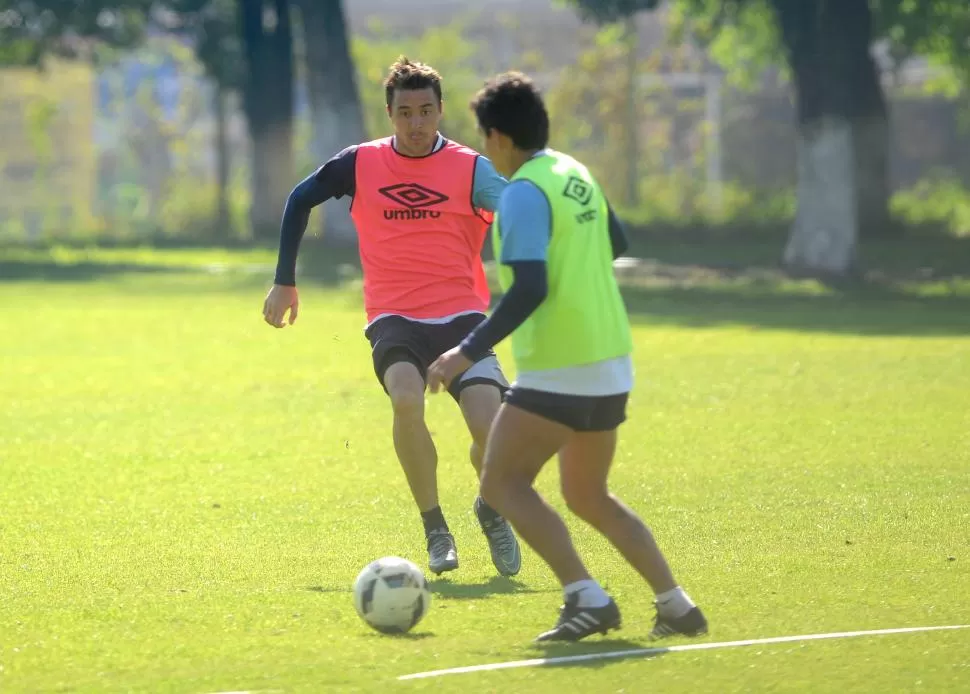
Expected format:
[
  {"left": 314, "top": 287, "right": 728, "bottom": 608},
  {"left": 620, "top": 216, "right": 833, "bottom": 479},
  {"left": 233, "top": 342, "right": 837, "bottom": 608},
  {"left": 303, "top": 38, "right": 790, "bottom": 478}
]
[
  {"left": 471, "top": 156, "right": 508, "bottom": 212},
  {"left": 497, "top": 180, "right": 551, "bottom": 263}
]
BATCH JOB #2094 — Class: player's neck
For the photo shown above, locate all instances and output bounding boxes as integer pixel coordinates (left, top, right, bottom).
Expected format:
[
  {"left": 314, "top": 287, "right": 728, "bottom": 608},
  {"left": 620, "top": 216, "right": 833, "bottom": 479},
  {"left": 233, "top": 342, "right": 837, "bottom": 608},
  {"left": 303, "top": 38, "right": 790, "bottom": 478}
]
[
  {"left": 507, "top": 148, "right": 543, "bottom": 177},
  {"left": 393, "top": 132, "right": 441, "bottom": 158}
]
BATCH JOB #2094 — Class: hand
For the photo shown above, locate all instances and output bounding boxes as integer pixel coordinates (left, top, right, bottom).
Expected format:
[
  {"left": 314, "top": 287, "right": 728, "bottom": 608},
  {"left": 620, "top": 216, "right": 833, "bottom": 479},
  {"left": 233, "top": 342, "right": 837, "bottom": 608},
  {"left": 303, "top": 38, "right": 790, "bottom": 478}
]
[
  {"left": 427, "top": 346, "right": 473, "bottom": 394},
  {"left": 263, "top": 284, "right": 300, "bottom": 328}
]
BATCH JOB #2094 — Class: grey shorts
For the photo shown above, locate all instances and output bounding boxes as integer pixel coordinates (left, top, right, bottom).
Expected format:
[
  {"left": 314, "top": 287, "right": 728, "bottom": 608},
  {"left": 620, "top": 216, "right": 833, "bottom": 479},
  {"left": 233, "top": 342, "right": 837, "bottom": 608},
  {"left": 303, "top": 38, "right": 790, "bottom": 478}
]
[{"left": 364, "top": 313, "right": 509, "bottom": 402}]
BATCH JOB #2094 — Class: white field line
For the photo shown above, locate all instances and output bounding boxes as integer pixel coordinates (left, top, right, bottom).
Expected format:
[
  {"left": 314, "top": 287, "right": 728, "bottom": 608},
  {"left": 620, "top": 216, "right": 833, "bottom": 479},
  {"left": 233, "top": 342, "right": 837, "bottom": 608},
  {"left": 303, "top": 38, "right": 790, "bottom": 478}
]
[{"left": 398, "top": 624, "right": 970, "bottom": 681}]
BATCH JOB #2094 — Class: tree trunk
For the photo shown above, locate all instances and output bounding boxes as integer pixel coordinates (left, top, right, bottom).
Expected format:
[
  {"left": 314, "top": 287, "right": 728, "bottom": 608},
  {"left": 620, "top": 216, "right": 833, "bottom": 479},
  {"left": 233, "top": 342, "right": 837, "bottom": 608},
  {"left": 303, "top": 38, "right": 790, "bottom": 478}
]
[
  {"left": 852, "top": 108, "right": 892, "bottom": 239},
  {"left": 214, "top": 82, "right": 231, "bottom": 238},
  {"left": 849, "top": 4, "right": 891, "bottom": 239},
  {"left": 623, "top": 15, "right": 640, "bottom": 207},
  {"left": 240, "top": 0, "right": 295, "bottom": 241},
  {"left": 296, "top": 0, "right": 365, "bottom": 246},
  {"left": 772, "top": 0, "right": 883, "bottom": 275},
  {"left": 784, "top": 117, "right": 857, "bottom": 274}
]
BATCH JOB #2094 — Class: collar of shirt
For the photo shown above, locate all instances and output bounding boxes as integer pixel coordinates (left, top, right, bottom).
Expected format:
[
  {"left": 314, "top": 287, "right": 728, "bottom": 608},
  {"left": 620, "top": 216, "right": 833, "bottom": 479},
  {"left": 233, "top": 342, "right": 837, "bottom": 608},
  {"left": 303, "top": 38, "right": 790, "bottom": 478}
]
[{"left": 391, "top": 133, "right": 445, "bottom": 154}]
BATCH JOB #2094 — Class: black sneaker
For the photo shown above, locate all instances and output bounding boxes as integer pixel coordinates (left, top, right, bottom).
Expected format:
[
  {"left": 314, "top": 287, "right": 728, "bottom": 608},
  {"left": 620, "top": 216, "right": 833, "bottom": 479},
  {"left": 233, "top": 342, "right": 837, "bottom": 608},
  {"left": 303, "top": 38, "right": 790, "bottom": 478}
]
[
  {"left": 475, "top": 498, "right": 522, "bottom": 577},
  {"left": 649, "top": 605, "right": 708, "bottom": 640},
  {"left": 535, "top": 593, "right": 622, "bottom": 642},
  {"left": 426, "top": 529, "right": 459, "bottom": 575}
]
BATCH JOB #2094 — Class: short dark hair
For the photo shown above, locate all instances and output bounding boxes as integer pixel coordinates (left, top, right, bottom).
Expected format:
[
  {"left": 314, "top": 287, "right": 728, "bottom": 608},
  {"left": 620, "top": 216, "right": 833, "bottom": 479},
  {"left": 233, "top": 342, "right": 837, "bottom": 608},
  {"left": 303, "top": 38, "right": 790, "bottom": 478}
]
[
  {"left": 383, "top": 55, "right": 442, "bottom": 109},
  {"left": 470, "top": 71, "right": 549, "bottom": 150}
]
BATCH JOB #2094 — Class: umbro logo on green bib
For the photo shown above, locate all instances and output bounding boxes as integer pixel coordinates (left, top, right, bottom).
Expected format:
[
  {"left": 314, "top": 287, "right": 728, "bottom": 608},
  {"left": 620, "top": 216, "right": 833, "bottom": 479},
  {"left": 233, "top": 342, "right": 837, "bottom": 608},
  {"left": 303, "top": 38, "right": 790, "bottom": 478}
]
[
  {"left": 562, "top": 176, "right": 598, "bottom": 223},
  {"left": 563, "top": 176, "right": 593, "bottom": 206}
]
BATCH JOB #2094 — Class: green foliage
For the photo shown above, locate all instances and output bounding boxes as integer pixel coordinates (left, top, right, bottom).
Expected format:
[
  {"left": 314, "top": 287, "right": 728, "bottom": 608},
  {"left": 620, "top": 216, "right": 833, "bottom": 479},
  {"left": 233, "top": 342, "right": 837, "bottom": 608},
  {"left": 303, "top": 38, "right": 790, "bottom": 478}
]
[
  {"left": 544, "top": 23, "right": 747, "bottom": 223},
  {"left": 667, "top": 0, "right": 970, "bottom": 95},
  {"left": 562, "top": 0, "right": 661, "bottom": 24},
  {"left": 614, "top": 179, "right": 795, "bottom": 227},
  {"left": 85, "top": 34, "right": 250, "bottom": 242},
  {"left": 23, "top": 96, "right": 57, "bottom": 169},
  {"left": 565, "top": 0, "right": 783, "bottom": 90},
  {"left": 155, "top": 176, "right": 251, "bottom": 241},
  {"left": 891, "top": 176, "right": 970, "bottom": 236},
  {"left": 0, "top": 0, "right": 153, "bottom": 66},
  {"left": 544, "top": 24, "right": 633, "bottom": 190},
  {"left": 669, "top": 0, "right": 783, "bottom": 89},
  {"left": 875, "top": 0, "right": 970, "bottom": 79},
  {"left": 163, "top": 0, "right": 242, "bottom": 89},
  {"left": 4, "top": 2, "right": 970, "bottom": 245}
]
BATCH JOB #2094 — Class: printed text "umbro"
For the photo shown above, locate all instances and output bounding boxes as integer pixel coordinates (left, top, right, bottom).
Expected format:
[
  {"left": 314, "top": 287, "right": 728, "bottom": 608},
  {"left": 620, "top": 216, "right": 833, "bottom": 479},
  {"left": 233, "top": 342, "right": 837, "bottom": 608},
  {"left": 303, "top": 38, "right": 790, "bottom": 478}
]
[{"left": 383, "top": 209, "right": 442, "bottom": 221}]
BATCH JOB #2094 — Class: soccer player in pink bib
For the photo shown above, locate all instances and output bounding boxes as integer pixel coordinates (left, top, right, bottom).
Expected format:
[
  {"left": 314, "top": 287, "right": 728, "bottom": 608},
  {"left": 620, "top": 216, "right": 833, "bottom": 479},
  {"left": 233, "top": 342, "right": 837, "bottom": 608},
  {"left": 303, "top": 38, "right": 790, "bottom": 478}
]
[{"left": 262, "top": 57, "right": 521, "bottom": 579}]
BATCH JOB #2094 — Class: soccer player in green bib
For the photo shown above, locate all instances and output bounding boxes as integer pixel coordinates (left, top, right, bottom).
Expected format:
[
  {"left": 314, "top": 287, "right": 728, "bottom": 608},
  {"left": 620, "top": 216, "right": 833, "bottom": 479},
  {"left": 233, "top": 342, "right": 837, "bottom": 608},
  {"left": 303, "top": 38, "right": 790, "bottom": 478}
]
[{"left": 428, "top": 71, "right": 708, "bottom": 643}]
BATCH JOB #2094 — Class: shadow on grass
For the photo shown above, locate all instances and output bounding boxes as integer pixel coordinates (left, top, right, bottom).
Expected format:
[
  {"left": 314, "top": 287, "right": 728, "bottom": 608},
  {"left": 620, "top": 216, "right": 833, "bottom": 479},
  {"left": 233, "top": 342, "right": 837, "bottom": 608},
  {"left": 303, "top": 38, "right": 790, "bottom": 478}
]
[
  {"left": 394, "top": 640, "right": 665, "bottom": 680},
  {"left": 304, "top": 576, "right": 548, "bottom": 601},
  {"left": 0, "top": 238, "right": 361, "bottom": 287},
  {"left": 305, "top": 585, "right": 349, "bottom": 594},
  {"left": 361, "top": 629, "right": 435, "bottom": 640},
  {"left": 4, "top": 232, "right": 969, "bottom": 336},
  {"left": 528, "top": 637, "right": 667, "bottom": 670},
  {"left": 429, "top": 575, "right": 552, "bottom": 600},
  {"left": 0, "top": 259, "right": 195, "bottom": 282},
  {"left": 618, "top": 276, "right": 970, "bottom": 336},
  {"left": 623, "top": 218, "right": 970, "bottom": 274}
]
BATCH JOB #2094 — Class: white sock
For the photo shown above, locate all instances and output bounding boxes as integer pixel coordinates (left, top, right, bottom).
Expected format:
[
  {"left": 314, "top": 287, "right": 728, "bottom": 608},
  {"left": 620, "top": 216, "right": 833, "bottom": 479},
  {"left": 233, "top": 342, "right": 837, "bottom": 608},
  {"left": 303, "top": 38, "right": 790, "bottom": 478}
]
[
  {"left": 563, "top": 579, "right": 610, "bottom": 608},
  {"left": 655, "top": 586, "right": 695, "bottom": 619}
]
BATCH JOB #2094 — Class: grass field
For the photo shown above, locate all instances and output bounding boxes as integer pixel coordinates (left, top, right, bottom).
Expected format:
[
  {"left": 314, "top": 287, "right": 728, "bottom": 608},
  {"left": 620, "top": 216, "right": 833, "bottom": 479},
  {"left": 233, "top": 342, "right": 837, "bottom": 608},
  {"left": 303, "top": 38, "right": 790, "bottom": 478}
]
[{"left": 1, "top": 244, "right": 969, "bottom": 693}]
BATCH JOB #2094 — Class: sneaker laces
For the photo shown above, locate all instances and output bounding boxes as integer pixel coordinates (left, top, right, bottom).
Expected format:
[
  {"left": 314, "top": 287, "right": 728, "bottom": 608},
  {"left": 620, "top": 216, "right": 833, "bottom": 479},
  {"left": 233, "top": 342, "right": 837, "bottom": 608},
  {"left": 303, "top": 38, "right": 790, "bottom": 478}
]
[
  {"left": 427, "top": 530, "right": 452, "bottom": 554},
  {"left": 482, "top": 517, "right": 516, "bottom": 554}
]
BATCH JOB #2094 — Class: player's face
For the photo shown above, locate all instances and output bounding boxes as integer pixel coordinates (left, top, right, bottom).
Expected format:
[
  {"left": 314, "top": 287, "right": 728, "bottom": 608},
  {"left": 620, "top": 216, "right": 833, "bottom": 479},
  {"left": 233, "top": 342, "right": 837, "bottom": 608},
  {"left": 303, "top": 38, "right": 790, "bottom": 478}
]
[
  {"left": 480, "top": 126, "right": 513, "bottom": 178},
  {"left": 388, "top": 87, "right": 442, "bottom": 156}
]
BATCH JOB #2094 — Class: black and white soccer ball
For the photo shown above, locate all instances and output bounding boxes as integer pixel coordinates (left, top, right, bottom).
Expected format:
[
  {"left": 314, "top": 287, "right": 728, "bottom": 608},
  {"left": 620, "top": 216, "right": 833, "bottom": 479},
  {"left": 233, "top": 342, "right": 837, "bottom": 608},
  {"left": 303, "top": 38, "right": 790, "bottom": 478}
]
[{"left": 352, "top": 556, "right": 431, "bottom": 634}]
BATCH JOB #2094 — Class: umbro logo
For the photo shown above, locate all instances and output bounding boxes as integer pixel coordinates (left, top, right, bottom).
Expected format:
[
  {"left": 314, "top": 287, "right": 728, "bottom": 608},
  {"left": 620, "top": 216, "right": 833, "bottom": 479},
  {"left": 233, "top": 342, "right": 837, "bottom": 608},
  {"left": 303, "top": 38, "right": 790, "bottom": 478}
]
[
  {"left": 562, "top": 176, "right": 593, "bottom": 206},
  {"left": 563, "top": 175, "right": 599, "bottom": 223},
  {"left": 379, "top": 183, "right": 449, "bottom": 220}
]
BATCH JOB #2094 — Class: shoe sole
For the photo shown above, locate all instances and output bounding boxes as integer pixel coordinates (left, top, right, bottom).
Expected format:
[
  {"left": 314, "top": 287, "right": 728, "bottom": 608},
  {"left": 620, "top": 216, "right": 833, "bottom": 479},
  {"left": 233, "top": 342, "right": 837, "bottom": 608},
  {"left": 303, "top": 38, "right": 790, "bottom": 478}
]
[
  {"left": 429, "top": 560, "right": 459, "bottom": 575},
  {"left": 649, "top": 624, "right": 708, "bottom": 641},
  {"left": 491, "top": 555, "right": 521, "bottom": 577},
  {"left": 535, "top": 620, "right": 622, "bottom": 643}
]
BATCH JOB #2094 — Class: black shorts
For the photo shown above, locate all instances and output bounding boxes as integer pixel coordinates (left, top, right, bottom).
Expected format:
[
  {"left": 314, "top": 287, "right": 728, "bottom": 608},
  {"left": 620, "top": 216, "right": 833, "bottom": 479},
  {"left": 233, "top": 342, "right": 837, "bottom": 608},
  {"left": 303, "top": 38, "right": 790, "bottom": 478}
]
[
  {"left": 504, "top": 387, "right": 629, "bottom": 432},
  {"left": 364, "top": 313, "right": 509, "bottom": 401}
]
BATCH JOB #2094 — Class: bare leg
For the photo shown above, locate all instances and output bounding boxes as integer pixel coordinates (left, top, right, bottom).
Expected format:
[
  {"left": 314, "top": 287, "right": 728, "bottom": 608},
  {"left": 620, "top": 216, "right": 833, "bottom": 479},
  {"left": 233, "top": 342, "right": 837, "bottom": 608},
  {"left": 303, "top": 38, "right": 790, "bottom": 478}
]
[
  {"left": 458, "top": 383, "right": 502, "bottom": 478},
  {"left": 383, "top": 362, "right": 438, "bottom": 512},
  {"left": 479, "top": 403, "right": 589, "bottom": 587},
  {"left": 559, "top": 429, "right": 676, "bottom": 593},
  {"left": 461, "top": 383, "right": 522, "bottom": 577}
]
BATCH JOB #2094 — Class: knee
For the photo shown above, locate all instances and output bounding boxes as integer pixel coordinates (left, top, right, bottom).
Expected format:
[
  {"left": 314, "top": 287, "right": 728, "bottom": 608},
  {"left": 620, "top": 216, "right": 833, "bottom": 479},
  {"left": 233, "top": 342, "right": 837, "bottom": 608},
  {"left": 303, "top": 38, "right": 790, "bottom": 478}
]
[
  {"left": 468, "top": 421, "right": 491, "bottom": 450},
  {"left": 562, "top": 480, "right": 611, "bottom": 524},
  {"left": 469, "top": 440, "right": 484, "bottom": 467},
  {"left": 388, "top": 385, "right": 425, "bottom": 419},
  {"left": 480, "top": 455, "right": 535, "bottom": 512},
  {"left": 383, "top": 361, "right": 427, "bottom": 419},
  {"left": 459, "top": 385, "right": 501, "bottom": 447},
  {"left": 479, "top": 467, "right": 508, "bottom": 511}
]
